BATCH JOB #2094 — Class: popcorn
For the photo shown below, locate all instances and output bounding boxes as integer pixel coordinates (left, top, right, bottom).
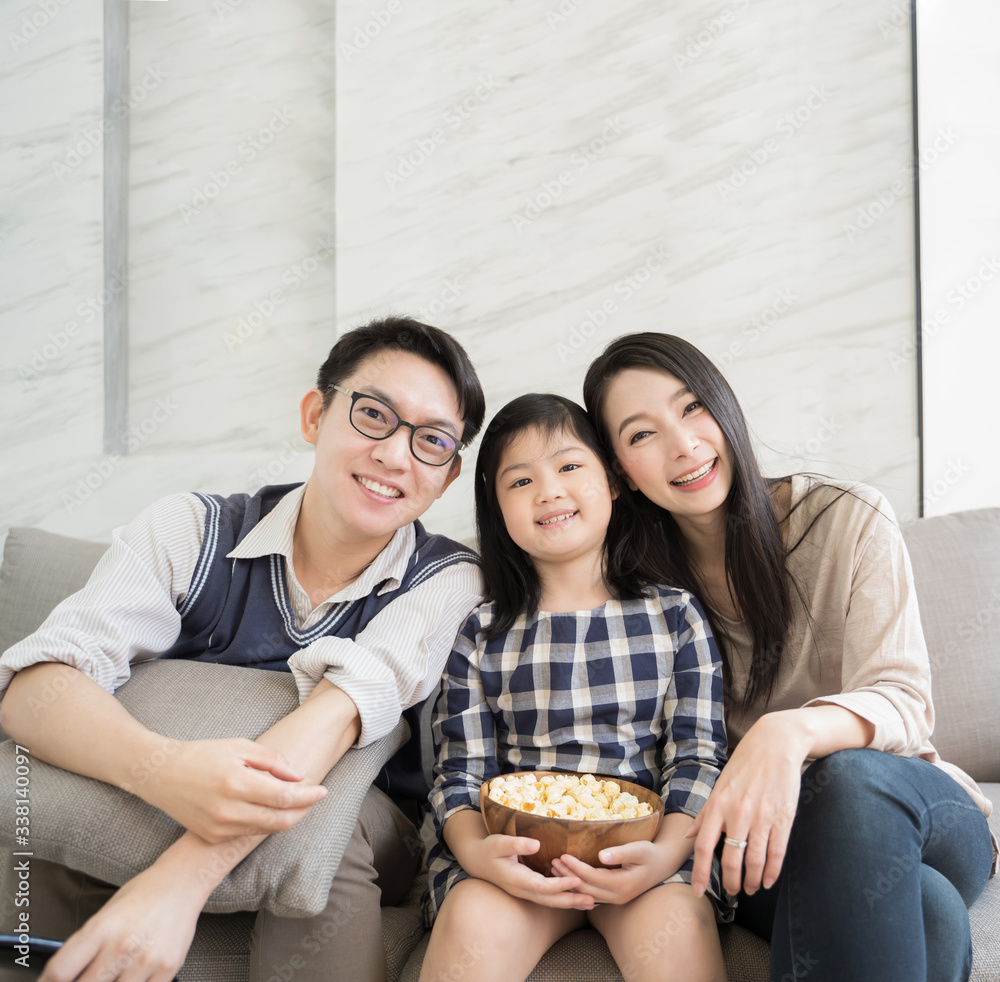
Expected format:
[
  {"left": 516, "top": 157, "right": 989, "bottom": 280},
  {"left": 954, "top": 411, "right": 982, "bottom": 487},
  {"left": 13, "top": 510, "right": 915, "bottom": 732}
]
[{"left": 487, "top": 773, "right": 654, "bottom": 821}]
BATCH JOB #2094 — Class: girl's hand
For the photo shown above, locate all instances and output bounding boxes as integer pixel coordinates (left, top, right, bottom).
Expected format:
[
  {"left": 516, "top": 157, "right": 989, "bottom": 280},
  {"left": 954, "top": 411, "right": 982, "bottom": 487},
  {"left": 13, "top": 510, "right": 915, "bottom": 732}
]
[
  {"left": 688, "top": 712, "right": 808, "bottom": 897},
  {"left": 463, "top": 834, "right": 596, "bottom": 910},
  {"left": 39, "top": 858, "right": 206, "bottom": 982},
  {"left": 551, "top": 840, "right": 668, "bottom": 905}
]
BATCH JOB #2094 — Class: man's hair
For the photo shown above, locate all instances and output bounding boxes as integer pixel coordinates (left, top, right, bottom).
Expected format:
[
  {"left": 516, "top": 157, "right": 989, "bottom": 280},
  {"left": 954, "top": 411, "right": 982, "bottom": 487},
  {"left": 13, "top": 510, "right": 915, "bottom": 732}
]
[{"left": 315, "top": 316, "right": 486, "bottom": 445}]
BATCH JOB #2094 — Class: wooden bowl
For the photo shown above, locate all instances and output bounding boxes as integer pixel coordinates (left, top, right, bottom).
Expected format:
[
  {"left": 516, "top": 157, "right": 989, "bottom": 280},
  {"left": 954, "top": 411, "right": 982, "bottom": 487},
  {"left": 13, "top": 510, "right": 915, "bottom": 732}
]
[{"left": 479, "top": 771, "right": 664, "bottom": 876}]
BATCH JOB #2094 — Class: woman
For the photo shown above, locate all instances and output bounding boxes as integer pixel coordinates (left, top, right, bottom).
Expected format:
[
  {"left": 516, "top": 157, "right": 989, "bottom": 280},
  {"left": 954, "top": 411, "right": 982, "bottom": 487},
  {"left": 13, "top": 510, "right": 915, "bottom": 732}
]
[{"left": 583, "top": 332, "right": 996, "bottom": 982}]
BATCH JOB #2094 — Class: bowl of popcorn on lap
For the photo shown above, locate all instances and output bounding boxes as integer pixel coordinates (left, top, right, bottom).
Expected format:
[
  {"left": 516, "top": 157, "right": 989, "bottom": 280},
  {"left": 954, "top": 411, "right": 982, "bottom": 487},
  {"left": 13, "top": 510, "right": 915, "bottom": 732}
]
[{"left": 479, "top": 771, "right": 664, "bottom": 876}]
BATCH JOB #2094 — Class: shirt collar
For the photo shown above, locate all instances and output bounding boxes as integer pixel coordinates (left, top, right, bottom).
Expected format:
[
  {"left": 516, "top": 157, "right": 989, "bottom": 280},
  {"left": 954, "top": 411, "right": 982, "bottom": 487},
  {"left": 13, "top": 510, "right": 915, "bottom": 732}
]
[{"left": 226, "top": 483, "right": 415, "bottom": 600}]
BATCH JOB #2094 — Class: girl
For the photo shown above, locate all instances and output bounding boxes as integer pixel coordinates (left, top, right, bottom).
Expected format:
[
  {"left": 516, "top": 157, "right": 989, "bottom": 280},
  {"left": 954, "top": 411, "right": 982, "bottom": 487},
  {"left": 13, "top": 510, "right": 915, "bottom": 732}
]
[
  {"left": 583, "top": 333, "right": 996, "bottom": 982},
  {"left": 419, "top": 393, "right": 731, "bottom": 982}
]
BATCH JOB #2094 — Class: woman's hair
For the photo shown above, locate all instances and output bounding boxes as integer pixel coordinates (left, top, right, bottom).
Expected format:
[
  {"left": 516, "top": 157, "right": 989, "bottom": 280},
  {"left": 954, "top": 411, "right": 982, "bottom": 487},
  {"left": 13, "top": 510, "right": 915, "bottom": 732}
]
[
  {"left": 315, "top": 316, "right": 486, "bottom": 446},
  {"left": 475, "top": 393, "right": 649, "bottom": 639},
  {"left": 582, "top": 333, "right": 791, "bottom": 707}
]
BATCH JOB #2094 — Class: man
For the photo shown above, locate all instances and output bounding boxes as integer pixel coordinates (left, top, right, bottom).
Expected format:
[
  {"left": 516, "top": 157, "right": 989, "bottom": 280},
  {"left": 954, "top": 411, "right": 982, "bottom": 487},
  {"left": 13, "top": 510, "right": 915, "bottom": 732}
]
[{"left": 0, "top": 317, "right": 486, "bottom": 982}]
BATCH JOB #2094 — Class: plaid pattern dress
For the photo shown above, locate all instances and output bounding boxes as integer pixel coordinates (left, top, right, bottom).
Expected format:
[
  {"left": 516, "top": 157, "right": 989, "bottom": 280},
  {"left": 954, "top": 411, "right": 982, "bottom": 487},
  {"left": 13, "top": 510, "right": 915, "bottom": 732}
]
[{"left": 423, "top": 584, "right": 734, "bottom": 925}]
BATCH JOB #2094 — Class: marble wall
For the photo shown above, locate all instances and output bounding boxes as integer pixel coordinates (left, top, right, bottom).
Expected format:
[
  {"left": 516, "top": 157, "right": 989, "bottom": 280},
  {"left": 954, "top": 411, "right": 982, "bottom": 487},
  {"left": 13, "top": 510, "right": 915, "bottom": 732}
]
[
  {"left": 1, "top": 0, "right": 104, "bottom": 535},
  {"left": 338, "top": 0, "right": 920, "bottom": 537},
  {"left": 1, "top": 0, "right": 919, "bottom": 546}
]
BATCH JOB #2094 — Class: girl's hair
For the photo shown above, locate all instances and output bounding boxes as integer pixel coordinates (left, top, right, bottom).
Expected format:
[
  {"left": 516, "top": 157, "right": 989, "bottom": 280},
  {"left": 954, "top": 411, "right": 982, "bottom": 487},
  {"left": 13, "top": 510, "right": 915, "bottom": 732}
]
[
  {"left": 475, "top": 393, "right": 650, "bottom": 639},
  {"left": 582, "top": 333, "right": 791, "bottom": 707}
]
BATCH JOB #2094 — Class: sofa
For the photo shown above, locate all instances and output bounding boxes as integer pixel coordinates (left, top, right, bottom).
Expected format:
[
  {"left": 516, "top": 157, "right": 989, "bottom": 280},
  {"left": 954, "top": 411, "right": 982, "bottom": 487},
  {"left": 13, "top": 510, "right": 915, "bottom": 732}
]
[{"left": 0, "top": 506, "right": 998, "bottom": 981}]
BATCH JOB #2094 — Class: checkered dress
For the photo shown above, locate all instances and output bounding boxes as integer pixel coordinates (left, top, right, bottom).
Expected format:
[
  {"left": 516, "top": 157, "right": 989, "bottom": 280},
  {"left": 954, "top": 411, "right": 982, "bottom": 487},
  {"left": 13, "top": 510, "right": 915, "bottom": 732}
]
[{"left": 423, "top": 584, "right": 733, "bottom": 925}]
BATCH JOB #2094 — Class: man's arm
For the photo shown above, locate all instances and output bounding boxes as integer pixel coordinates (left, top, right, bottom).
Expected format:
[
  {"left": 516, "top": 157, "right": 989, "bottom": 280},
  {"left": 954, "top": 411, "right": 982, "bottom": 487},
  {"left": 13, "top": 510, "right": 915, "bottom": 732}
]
[
  {"left": 287, "top": 559, "right": 483, "bottom": 746},
  {"left": 1, "top": 663, "right": 325, "bottom": 842},
  {"left": 38, "top": 679, "right": 359, "bottom": 982},
  {"left": 0, "top": 493, "right": 325, "bottom": 842}
]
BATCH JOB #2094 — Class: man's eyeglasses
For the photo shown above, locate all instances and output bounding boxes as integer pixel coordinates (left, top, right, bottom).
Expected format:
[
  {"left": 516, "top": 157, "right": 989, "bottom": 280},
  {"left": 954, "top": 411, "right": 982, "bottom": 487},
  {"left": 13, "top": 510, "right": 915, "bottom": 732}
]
[{"left": 328, "top": 385, "right": 463, "bottom": 467}]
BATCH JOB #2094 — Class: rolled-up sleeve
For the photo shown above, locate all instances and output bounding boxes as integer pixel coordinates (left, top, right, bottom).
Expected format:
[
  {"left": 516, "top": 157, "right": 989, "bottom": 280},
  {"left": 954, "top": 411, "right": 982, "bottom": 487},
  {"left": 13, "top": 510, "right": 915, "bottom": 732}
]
[
  {"left": 659, "top": 595, "right": 728, "bottom": 818},
  {"left": 0, "top": 494, "right": 205, "bottom": 699},
  {"left": 428, "top": 611, "right": 500, "bottom": 827},
  {"left": 287, "top": 561, "right": 482, "bottom": 747},
  {"left": 803, "top": 494, "right": 934, "bottom": 754}
]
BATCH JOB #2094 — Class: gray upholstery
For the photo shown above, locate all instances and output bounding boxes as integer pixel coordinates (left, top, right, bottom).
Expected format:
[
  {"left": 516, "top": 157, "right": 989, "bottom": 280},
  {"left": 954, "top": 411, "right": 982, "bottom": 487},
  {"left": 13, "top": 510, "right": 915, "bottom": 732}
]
[
  {"left": 0, "top": 660, "right": 407, "bottom": 917},
  {"left": 902, "top": 508, "right": 1000, "bottom": 782},
  {"left": 0, "top": 527, "right": 108, "bottom": 655},
  {"left": 2, "top": 508, "right": 1000, "bottom": 982}
]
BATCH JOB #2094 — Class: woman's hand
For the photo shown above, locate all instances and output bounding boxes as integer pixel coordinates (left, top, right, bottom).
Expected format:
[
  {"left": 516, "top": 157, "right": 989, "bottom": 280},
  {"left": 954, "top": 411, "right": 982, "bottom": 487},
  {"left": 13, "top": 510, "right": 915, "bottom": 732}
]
[
  {"left": 134, "top": 737, "right": 327, "bottom": 844},
  {"left": 689, "top": 711, "right": 809, "bottom": 897},
  {"left": 552, "top": 840, "right": 668, "bottom": 905},
  {"left": 459, "top": 833, "right": 596, "bottom": 910},
  {"left": 39, "top": 856, "right": 208, "bottom": 982}
]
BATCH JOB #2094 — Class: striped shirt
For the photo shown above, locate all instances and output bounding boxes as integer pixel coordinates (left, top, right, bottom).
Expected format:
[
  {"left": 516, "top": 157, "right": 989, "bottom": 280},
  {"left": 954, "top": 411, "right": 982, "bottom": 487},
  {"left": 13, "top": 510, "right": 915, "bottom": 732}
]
[
  {"left": 424, "top": 585, "right": 730, "bottom": 922},
  {"left": 0, "top": 483, "right": 483, "bottom": 746}
]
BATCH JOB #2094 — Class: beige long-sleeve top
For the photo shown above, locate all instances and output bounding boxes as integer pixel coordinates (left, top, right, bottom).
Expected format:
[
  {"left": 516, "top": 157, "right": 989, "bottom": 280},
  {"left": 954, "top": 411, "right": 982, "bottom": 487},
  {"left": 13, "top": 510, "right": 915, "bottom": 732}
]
[{"left": 722, "top": 475, "right": 992, "bottom": 825}]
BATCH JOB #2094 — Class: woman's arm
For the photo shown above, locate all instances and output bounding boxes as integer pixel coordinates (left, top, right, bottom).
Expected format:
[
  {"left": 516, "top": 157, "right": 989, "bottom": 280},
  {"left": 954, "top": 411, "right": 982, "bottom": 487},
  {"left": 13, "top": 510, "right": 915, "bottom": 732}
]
[
  {"left": 691, "top": 485, "right": 923, "bottom": 897},
  {"left": 689, "top": 704, "right": 873, "bottom": 898}
]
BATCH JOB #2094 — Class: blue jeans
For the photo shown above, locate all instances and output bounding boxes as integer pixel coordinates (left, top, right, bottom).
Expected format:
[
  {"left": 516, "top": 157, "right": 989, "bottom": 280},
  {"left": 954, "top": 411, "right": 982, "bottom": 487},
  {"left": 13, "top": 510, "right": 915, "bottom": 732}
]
[{"left": 734, "top": 749, "right": 993, "bottom": 982}]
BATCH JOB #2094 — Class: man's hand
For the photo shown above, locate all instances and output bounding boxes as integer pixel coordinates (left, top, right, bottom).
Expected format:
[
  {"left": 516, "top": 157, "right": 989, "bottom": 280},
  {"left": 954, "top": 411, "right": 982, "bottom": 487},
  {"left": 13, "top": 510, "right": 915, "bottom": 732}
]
[
  {"left": 39, "top": 856, "right": 207, "bottom": 982},
  {"left": 137, "top": 737, "right": 327, "bottom": 843}
]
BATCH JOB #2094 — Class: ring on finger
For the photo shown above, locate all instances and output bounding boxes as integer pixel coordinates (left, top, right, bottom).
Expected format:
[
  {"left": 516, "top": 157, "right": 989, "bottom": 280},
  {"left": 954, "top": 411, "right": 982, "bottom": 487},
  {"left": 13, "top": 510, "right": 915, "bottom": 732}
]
[{"left": 724, "top": 836, "right": 748, "bottom": 849}]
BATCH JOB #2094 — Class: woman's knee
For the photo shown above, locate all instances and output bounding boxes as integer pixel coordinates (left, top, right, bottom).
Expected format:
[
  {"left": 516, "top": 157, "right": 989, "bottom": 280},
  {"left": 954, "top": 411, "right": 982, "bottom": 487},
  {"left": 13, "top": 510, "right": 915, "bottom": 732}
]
[{"left": 796, "top": 749, "right": 901, "bottom": 826}]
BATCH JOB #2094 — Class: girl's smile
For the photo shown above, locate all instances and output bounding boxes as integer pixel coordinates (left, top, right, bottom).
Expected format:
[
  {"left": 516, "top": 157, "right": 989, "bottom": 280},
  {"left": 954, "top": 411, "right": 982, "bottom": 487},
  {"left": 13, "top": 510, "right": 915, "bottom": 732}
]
[{"left": 495, "top": 426, "right": 614, "bottom": 571}]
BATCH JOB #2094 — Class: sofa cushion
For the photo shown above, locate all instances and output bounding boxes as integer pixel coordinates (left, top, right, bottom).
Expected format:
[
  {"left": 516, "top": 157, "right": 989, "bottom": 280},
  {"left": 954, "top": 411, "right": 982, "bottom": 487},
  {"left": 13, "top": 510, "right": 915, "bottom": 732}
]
[
  {"left": 0, "top": 528, "right": 109, "bottom": 655},
  {"left": 0, "top": 659, "right": 408, "bottom": 916},
  {"left": 0, "top": 522, "right": 414, "bottom": 918},
  {"left": 902, "top": 508, "right": 1000, "bottom": 783},
  {"left": 971, "top": 783, "right": 1000, "bottom": 981}
]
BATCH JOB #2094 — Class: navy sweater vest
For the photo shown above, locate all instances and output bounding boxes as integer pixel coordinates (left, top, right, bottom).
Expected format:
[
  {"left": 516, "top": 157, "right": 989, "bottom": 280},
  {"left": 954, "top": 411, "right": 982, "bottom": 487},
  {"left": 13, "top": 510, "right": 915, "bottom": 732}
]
[{"left": 161, "top": 483, "right": 479, "bottom": 805}]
